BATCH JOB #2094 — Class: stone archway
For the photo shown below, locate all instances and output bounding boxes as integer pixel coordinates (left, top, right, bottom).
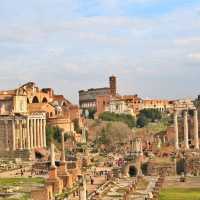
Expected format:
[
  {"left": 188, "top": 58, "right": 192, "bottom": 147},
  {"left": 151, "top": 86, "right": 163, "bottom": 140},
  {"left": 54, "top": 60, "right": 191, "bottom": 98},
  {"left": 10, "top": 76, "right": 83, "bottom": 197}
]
[
  {"left": 129, "top": 165, "right": 138, "bottom": 177},
  {"left": 42, "top": 97, "right": 48, "bottom": 103},
  {"left": 123, "top": 162, "right": 139, "bottom": 177},
  {"left": 32, "top": 96, "right": 39, "bottom": 103}
]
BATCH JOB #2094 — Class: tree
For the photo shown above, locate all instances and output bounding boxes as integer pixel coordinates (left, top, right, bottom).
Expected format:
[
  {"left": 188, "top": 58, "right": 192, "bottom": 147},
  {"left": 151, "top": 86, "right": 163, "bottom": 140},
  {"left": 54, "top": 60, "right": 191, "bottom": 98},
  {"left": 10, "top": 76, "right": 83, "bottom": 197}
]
[
  {"left": 136, "top": 109, "right": 162, "bottom": 127},
  {"left": 137, "top": 115, "right": 149, "bottom": 128},
  {"left": 94, "top": 122, "right": 132, "bottom": 153},
  {"left": 99, "top": 112, "right": 136, "bottom": 128},
  {"left": 139, "top": 109, "right": 162, "bottom": 122},
  {"left": 46, "top": 125, "right": 64, "bottom": 146},
  {"left": 82, "top": 108, "right": 96, "bottom": 119},
  {"left": 73, "top": 118, "right": 82, "bottom": 133}
]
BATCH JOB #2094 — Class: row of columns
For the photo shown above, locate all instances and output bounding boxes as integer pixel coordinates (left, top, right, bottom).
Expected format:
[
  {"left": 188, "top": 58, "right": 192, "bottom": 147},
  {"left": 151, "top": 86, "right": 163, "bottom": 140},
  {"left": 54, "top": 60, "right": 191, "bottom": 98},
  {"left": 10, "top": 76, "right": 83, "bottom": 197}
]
[
  {"left": 174, "top": 109, "right": 199, "bottom": 150},
  {"left": 12, "top": 118, "right": 46, "bottom": 151}
]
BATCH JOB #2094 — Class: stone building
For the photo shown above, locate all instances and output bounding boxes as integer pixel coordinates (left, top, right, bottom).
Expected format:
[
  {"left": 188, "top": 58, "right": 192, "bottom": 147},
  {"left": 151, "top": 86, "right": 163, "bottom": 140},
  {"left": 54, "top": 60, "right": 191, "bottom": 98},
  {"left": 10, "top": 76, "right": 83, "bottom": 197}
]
[
  {"left": 79, "top": 75, "right": 117, "bottom": 109},
  {"left": 142, "top": 99, "right": 173, "bottom": 112},
  {"left": 93, "top": 76, "right": 176, "bottom": 117},
  {"left": 0, "top": 82, "right": 82, "bottom": 159},
  {"left": 0, "top": 113, "right": 46, "bottom": 152}
]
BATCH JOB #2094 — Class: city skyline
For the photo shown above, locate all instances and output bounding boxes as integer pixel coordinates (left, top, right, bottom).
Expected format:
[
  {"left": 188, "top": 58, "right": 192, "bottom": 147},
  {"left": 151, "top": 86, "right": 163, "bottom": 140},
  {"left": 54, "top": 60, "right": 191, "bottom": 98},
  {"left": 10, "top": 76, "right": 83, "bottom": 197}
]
[{"left": 0, "top": 0, "right": 200, "bottom": 103}]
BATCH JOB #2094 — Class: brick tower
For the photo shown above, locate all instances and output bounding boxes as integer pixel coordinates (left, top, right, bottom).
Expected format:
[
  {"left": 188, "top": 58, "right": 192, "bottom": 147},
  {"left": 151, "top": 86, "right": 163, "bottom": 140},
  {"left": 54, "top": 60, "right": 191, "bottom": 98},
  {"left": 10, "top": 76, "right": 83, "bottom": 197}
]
[{"left": 109, "top": 75, "right": 117, "bottom": 96}]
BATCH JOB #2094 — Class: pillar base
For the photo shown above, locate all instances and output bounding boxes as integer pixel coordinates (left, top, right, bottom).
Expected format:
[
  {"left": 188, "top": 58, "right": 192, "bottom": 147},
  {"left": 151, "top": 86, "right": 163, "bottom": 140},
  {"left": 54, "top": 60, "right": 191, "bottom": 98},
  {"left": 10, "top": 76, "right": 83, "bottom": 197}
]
[
  {"left": 47, "top": 177, "right": 63, "bottom": 194},
  {"left": 48, "top": 166, "right": 63, "bottom": 194},
  {"left": 58, "top": 162, "right": 73, "bottom": 188}
]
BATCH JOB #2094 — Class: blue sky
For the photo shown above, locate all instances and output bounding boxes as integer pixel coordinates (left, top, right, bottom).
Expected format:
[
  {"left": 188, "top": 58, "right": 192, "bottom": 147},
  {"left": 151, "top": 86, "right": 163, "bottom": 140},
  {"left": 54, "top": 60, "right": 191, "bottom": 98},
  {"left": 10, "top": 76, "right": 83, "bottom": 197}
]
[{"left": 0, "top": 0, "right": 200, "bottom": 103}]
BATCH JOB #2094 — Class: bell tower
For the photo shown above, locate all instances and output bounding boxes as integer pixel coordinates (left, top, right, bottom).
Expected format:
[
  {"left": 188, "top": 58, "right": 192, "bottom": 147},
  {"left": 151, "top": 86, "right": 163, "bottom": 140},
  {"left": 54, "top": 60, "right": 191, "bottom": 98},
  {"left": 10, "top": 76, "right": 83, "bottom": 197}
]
[{"left": 109, "top": 75, "right": 117, "bottom": 96}]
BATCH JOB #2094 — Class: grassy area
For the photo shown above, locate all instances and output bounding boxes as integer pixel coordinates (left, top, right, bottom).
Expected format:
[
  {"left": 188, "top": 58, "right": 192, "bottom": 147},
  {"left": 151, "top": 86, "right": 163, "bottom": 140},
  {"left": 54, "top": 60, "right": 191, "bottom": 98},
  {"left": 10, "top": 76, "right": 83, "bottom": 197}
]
[
  {"left": 1, "top": 193, "right": 30, "bottom": 200},
  {"left": 0, "top": 178, "right": 45, "bottom": 200},
  {"left": 0, "top": 177, "right": 45, "bottom": 187},
  {"left": 160, "top": 188, "right": 200, "bottom": 200},
  {"left": 146, "top": 121, "right": 168, "bottom": 133}
]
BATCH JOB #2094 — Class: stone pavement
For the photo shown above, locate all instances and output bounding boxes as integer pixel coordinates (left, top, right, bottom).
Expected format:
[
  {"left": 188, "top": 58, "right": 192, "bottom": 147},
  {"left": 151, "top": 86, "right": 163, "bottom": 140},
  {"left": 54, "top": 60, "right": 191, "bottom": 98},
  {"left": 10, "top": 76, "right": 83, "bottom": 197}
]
[{"left": 127, "top": 176, "right": 158, "bottom": 200}]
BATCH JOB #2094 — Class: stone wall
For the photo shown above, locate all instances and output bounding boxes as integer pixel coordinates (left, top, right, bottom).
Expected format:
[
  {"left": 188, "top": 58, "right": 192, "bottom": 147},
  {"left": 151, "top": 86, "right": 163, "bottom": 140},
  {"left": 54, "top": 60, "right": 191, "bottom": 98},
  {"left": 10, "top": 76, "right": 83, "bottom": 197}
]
[{"left": 146, "top": 161, "right": 175, "bottom": 176}]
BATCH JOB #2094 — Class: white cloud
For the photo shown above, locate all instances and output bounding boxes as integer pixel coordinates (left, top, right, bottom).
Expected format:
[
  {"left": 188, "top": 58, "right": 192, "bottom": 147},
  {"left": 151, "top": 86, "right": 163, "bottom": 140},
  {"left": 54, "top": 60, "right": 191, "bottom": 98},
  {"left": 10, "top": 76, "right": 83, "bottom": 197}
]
[
  {"left": 188, "top": 53, "right": 200, "bottom": 61},
  {"left": 0, "top": 1, "right": 200, "bottom": 101}
]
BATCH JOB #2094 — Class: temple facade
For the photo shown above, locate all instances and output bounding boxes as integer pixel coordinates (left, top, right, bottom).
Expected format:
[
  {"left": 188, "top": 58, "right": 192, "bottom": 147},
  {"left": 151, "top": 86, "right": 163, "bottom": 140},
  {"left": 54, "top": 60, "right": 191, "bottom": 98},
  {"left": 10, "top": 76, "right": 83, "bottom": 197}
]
[
  {"left": 0, "top": 113, "right": 46, "bottom": 152},
  {"left": 0, "top": 82, "right": 82, "bottom": 159}
]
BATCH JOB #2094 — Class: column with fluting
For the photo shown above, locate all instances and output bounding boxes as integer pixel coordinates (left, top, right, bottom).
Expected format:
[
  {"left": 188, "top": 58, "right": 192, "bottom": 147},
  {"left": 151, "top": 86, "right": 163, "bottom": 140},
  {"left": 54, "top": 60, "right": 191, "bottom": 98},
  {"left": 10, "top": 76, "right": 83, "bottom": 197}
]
[
  {"left": 194, "top": 109, "right": 199, "bottom": 149},
  {"left": 184, "top": 110, "right": 189, "bottom": 150},
  {"left": 174, "top": 111, "right": 179, "bottom": 150}
]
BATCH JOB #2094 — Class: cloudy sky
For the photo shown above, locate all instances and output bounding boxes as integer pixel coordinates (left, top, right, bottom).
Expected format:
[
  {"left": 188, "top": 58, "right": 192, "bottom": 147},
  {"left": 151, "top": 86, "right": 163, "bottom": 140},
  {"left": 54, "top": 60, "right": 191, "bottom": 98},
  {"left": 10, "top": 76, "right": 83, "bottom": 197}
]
[{"left": 0, "top": 0, "right": 200, "bottom": 103}]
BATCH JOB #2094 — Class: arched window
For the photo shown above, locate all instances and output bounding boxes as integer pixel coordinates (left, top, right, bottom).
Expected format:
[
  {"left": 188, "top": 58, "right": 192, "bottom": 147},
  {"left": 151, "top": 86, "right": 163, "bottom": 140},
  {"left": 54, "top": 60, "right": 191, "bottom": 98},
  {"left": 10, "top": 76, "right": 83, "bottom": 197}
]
[
  {"left": 62, "top": 102, "right": 67, "bottom": 106},
  {"left": 42, "top": 97, "right": 48, "bottom": 103},
  {"left": 32, "top": 96, "right": 39, "bottom": 103}
]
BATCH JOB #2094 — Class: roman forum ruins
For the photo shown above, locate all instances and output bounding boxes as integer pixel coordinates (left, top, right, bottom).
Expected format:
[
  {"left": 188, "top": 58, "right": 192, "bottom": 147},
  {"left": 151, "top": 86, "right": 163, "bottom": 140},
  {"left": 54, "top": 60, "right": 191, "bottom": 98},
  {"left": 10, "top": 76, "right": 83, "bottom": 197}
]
[{"left": 174, "top": 109, "right": 199, "bottom": 150}]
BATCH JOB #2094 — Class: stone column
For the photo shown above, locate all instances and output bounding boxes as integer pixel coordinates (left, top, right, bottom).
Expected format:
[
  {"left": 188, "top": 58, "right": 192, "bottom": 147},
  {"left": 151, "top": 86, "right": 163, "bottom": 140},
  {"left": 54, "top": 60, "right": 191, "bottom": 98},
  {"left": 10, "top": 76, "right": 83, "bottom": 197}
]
[
  {"left": 80, "top": 176, "right": 87, "bottom": 200},
  {"left": 31, "top": 119, "right": 34, "bottom": 148},
  {"left": 29, "top": 119, "right": 33, "bottom": 149},
  {"left": 40, "top": 119, "right": 43, "bottom": 147},
  {"left": 19, "top": 120, "right": 23, "bottom": 149},
  {"left": 33, "top": 119, "right": 37, "bottom": 148},
  {"left": 194, "top": 109, "right": 199, "bottom": 150},
  {"left": 43, "top": 119, "right": 47, "bottom": 147},
  {"left": 184, "top": 111, "right": 189, "bottom": 150},
  {"left": 51, "top": 143, "right": 56, "bottom": 168},
  {"left": 26, "top": 118, "right": 30, "bottom": 149},
  {"left": 36, "top": 119, "right": 40, "bottom": 147},
  {"left": 12, "top": 119, "right": 16, "bottom": 151},
  {"left": 61, "top": 132, "right": 65, "bottom": 163},
  {"left": 15, "top": 120, "right": 19, "bottom": 149},
  {"left": 174, "top": 111, "right": 179, "bottom": 150},
  {"left": 4, "top": 120, "right": 9, "bottom": 151}
]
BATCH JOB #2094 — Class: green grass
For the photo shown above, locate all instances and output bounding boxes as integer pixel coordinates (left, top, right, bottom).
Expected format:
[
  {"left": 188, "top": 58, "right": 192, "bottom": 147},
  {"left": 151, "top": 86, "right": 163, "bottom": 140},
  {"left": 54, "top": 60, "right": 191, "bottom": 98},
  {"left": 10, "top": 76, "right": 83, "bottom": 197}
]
[
  {"left": 160, "top": 188, "right": 200, "bottom": 200},
  {"left": 1, "top": 193, "right": 30, "bottom": 200},
  {"left": 0, "top": 177, "right": 45, "bottom": 187}
]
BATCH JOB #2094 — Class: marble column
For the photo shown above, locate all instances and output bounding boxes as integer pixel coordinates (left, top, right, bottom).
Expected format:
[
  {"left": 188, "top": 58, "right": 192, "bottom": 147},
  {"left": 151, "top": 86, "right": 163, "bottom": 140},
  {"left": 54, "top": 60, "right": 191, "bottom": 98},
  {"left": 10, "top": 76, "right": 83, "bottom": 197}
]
[
  {"left": 43, "top": 119, "right": 46, "bottom": 147},
  {"left": 40, "top": 119, "right": 43, "bottom": 147},
  {"left": 174, "top": 111, "right": 179, "bottom": 150},
  {"left": 194, "top": 109, "right": 199, "bottom": 149},
  {"left": 33, "top": 119, "right": 37, "bottom": 148},
  {"left": 4, "top": 120, "right": 9, "bottom": 151},
  {"left": 16, "top": 120, "right": 19, "bottom": 149},
  {"left": 51, "top": 143, "right": 56, "bottom": 168},
  {"left": 22, "top": 120, "right": 25, "bottom": 148},
  {"left": 61, "top": 132, "right": 65, "bottom": 163},
  {"left": 19, "top": 120, "right": 23, "bottom": 149},
  {"left": 184, "top": 111, "right": 189, "bottom": 150},
  {"left": 26, "top": 118, "right": 30, "bottom": 149},
  {"left": 36, "top": 119, "right": 40, "bottom": 147},
  {"left": 12, "top": 119, "right": 16, "bottom": 151},
  {"left": 29, "top": 119, "right": 33, "bottom": 149},
  {"left": 80, "top": 176, "right": 87, "bottom": 200}
]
